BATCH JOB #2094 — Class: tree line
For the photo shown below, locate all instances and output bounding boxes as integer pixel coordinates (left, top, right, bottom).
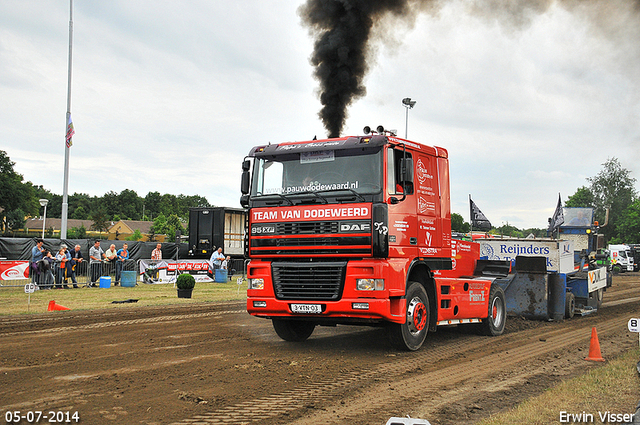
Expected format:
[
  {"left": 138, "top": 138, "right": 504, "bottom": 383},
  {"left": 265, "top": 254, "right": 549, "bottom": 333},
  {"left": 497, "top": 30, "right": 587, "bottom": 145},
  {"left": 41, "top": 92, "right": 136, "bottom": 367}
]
[
  {"left": 0, "top": 150, "right": 211, "bottom": 239},
  {"left": 452, "top": 157, "right": 638, "bottom": 244},
  {"left": 2, "top": 150, "right": 638, "bottom": 244}
]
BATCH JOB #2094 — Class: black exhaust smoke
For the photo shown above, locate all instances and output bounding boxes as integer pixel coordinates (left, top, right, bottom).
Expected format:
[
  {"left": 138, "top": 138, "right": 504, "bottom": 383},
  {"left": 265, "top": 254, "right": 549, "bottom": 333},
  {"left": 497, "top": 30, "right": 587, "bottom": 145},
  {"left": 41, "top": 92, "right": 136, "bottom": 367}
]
[
  {"left": 300, "top": 0, "right": 640, "bottom": 139},
  {"left": 299, "top": 0, "right": 427, "bottom": 138}
]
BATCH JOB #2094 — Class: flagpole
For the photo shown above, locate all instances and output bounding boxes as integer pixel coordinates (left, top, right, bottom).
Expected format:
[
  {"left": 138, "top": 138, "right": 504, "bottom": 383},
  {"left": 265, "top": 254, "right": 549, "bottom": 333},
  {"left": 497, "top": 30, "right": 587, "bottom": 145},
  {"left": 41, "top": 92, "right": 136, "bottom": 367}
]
[
  {"left": 469, "top": 194, "right": 473, "bottom": 238},
  {"left": 61, "top": 0, "right": 73, "bottom": 239}
]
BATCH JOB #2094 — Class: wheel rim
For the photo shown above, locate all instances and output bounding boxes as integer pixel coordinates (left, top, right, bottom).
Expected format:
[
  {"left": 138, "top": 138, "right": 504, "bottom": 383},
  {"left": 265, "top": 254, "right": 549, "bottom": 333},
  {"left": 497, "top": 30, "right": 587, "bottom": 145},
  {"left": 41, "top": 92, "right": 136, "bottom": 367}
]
[
  {"left": 490, "top": 296, "right": 504, "bottom": 326},
  {"left": 407, "top": 296, "right": 427, "bottom": 335}
]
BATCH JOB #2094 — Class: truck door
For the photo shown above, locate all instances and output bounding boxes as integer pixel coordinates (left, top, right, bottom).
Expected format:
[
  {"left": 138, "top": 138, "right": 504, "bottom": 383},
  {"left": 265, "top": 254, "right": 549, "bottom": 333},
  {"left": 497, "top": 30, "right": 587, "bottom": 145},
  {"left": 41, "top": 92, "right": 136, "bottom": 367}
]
[{"left": 386, "top": 147, "right": 417, "bottom": 257}]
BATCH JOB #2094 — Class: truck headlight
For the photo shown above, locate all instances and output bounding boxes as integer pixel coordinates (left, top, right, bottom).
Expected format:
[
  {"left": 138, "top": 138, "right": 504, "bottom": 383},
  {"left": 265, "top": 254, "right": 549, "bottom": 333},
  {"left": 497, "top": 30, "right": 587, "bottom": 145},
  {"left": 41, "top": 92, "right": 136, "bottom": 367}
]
[
  {"left": 356, "top": 278, "right": 384, "bottom": 291},
  {"left": 249, "top": 278, "right": 264, "bottom": 290}
]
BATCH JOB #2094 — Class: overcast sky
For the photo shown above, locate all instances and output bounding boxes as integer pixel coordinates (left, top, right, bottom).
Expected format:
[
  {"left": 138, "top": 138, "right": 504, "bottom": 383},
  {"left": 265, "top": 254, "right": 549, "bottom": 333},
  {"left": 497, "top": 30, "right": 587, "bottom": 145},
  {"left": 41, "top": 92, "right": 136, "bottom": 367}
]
[{"left": 2, "top": 0, "right": 639, "bottom": 229}]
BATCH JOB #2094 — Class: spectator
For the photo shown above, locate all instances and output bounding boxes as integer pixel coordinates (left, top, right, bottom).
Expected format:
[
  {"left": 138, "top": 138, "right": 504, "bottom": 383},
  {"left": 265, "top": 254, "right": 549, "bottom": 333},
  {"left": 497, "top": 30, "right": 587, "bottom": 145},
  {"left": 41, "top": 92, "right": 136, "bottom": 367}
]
[
  {"left": 148, "top": 243, "right": 162, "bottom": 282},
  {"left": 115, "top": 243, "right": 129, "bottom": 285},
  {"left": 68, "top": 244, "right": 83, "bottom": 288},
  {"left": 210, "top": 247, "right": 224, "bottom": 270},
  {"left": 89, "top": 240, "right": 104, "bottom": 287},
  {"left": 37, "top": 250, "right": 55, "bottom": 289},
  {"left": 151, "top": 243, "right": 162, "bottom": 260},
  {"left": 30, "top": 239, "right": 45, "bottom": 284},
  {"left": 104, "top": 243, "right": 117, "bottom": 277},
  {"left": 54, "top": 245, "right": 70, "bottom": 289}
]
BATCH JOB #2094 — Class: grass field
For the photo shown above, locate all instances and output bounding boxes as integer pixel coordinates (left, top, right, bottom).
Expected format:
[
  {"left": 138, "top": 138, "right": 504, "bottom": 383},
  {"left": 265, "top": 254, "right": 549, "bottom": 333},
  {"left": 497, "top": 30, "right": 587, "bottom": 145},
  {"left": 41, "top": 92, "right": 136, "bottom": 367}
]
[
  {"left": 477, "top": 346, "right": 640, "bottom": 425},
  {"left": 0, "top": 278, "right": 247, "bottom": 315}
]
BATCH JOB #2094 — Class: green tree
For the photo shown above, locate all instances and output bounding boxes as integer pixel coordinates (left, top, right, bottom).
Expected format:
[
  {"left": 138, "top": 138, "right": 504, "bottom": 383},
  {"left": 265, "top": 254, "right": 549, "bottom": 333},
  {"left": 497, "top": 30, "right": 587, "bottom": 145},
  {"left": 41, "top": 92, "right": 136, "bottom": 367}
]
[
  {"left": 5, "top": 208, "right": 26, "bottom": 232},
  {"left": 90, "top": 209, "right": 111, "bottom": 233},
  {"left": 0, "top": 150, "right": 37, "bottom": 222},
  {"left": 492, "top": 223, "right": 523, "bottom": 238},
  {"left": 126, "top": 229, "right": 143, "bottom": 241},
  {"left": 587, "top": 158, "right": 637, "bottom": 242},
  {"left": 565, "top": 186, "right": 594, "bottom": 208},
  {"left": 118, "top": 189, "right": 143, "bottom": 220},
  {"left": 614, "top": 200, "right": 640, "bottom": 244},
  {"left": 451, "top": 212, "right": 470, "bottom": 233},
  {"left": 102, "top": 191, "right": 120, "bottom": 220},
  {"left": 71, "top": 205, "right": 87, "bottom": 220}
]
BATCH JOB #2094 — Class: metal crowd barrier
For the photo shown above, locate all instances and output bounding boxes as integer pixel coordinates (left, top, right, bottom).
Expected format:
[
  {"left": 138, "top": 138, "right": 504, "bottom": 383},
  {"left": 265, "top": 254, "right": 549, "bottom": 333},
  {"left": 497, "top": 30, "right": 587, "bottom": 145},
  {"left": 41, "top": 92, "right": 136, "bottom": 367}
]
[
  {"left": 1, "top": 258, "right": 247, "bottom": 289},
  {"left": 0, "top": 259, "right": 137, "bottom": 289}
]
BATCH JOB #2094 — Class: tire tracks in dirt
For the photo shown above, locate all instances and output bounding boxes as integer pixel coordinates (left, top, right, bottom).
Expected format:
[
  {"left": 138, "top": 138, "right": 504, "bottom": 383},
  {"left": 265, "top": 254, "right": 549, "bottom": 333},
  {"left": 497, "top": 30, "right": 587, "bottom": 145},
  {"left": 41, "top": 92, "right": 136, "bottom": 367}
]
[{"left": 169, "top": 296, "right": 638, "bottom": 425}]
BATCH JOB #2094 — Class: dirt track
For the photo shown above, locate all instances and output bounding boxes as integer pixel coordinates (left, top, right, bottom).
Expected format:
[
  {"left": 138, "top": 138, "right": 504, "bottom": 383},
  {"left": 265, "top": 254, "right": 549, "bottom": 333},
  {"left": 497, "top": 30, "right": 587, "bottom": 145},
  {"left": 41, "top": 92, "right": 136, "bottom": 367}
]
[{"left": 0, "top": 275, "right": 639, "bottom": 425}]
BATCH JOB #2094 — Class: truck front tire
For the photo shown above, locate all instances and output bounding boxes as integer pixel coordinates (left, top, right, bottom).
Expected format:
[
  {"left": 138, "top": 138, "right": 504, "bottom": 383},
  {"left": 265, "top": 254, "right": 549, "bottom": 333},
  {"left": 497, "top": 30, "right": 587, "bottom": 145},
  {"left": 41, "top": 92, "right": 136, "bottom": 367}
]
[
  {"left": 390, "top": 282, "right": 430, "bottom": 351},
  {"left": 272, "top": 319, "right": 315, "bottom": 342}
]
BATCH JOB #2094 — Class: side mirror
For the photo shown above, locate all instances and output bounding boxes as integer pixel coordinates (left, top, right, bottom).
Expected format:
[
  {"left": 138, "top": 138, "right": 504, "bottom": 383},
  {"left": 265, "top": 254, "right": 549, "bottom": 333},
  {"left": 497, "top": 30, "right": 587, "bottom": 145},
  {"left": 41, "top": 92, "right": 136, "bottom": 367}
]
[{"left": 241, "top": 160, "right": 251, "bottom": 195}]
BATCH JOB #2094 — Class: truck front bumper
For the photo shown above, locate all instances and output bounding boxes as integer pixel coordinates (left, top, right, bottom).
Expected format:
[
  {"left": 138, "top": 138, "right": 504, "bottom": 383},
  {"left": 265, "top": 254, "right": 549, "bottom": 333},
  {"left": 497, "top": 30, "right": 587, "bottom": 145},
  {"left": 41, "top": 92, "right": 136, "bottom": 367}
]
[{"left": 247, "top": 297, "right": 406, "bottom": 324}]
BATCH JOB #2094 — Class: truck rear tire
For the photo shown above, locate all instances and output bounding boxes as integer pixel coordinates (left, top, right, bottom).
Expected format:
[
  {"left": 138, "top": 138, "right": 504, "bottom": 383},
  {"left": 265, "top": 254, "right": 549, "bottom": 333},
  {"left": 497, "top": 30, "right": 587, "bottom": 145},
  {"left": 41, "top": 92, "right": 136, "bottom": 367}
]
[
  {"left": 272, "top": 319, "right": 315, "bottom": 342},
  {"left": 565, "top": 291, "right": 575, "bottom": 319},
  {"left": 481, "top": 283, "right": 506, "bottom": 336},
  {"left": 389, "top": 282, "right": 429, "bottom": 351}
]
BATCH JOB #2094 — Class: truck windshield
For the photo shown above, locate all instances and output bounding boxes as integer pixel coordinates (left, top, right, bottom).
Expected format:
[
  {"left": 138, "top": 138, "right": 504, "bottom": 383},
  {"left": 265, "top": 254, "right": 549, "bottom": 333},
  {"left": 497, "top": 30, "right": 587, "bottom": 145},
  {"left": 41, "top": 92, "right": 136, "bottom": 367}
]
[{"left": 251, "top": 147, "right": 382, "bottom": 200}]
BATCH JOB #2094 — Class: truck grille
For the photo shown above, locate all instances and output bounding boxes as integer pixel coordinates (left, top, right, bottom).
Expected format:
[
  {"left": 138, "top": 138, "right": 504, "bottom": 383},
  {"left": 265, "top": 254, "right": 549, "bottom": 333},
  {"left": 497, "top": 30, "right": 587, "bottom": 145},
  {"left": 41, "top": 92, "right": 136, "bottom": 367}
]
[
  {"left": 250, "top": 220, "right": 372, "bottom": 257},
  {"left": 272, "top": 261, "right": 346, "bottom": 301},
  {"left": 276, "top": 221, "right": 339, "bottom": 234}
]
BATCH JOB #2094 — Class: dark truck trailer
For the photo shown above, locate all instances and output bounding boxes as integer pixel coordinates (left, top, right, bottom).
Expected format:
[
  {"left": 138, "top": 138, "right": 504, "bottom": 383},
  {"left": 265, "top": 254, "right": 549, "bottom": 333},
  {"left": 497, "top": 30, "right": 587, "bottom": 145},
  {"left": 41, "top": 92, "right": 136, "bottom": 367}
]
[{"left": 188, "top": 207, "right": 246, "bottom": 259}]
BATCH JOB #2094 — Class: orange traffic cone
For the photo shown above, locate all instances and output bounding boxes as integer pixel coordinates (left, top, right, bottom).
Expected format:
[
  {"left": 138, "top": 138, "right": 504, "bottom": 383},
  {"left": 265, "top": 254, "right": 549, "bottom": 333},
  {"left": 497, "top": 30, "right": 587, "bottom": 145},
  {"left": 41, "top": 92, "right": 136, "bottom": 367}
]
[
  {"left": 47, "top": 300, "right": 70, "bottom": 312},
  {"left": 585, "top": 326, "right": 605, "bottom": 362}
]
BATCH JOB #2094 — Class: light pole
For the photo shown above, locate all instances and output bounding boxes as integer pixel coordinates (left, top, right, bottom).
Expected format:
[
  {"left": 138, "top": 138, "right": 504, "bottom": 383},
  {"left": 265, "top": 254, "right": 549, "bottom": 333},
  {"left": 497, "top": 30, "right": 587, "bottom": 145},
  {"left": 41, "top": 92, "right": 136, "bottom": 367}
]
[
  {"left": 402, "top": 97, "right": 416, "bottom": 138},
  {"left": 39, "top": 199, "right": 49, "bottom": 238}
]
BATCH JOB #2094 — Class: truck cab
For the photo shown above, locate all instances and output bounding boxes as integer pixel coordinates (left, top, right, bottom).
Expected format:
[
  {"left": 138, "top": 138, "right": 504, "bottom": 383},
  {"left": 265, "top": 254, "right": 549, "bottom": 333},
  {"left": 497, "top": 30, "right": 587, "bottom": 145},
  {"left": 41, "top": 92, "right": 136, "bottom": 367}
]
[
  {"left": 241, "top": 132, "right": 506, "bottom": 350},
  {"left": 608, "top": 244, "right": 634, "bottom": 273}
]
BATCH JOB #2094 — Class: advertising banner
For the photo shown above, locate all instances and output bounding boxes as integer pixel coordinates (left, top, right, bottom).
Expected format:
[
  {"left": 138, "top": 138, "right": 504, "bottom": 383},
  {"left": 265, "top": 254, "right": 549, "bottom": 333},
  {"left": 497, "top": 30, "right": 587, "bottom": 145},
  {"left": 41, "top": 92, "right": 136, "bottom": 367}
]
[
  {"left": 139, "top": 260, "right": 213, "bottom": 283},
  {"left": 0, "top": 261, "right": 30, "bottom": 281},
  {"left": 479, "top": 239, "right": 574, "bottom": 274}
]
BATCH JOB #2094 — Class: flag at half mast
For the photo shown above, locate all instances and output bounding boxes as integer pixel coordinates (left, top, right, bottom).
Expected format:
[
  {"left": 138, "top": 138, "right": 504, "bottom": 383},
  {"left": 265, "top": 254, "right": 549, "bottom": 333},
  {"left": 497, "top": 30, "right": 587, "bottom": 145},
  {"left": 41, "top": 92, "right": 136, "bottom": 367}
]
[
  {"left": 65, "top": 115, "right": 75, "bottom": 148},
  {"left": 470, "top": 196, "right": 492, "bottom": 231}
]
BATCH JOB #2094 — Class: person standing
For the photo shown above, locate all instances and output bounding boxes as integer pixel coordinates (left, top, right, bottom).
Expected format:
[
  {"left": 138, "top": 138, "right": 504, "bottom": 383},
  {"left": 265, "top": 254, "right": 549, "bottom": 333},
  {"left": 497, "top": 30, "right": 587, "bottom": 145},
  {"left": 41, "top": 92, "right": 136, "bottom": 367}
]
[
  {"left": 104, "top": 243, "right": 118, "bottom": 278},
  {"left": 151, "top": 243, "right": 162, "bottom": 260},
  {"left": 54, "top": 245, "right": 70, "bottom": 289},
  {"left": 115, "top": 243, "right": 129, "bottom": 285},
  {"left": 148, "top": 243, "right": 162, "bottom": 282},
  {"left": 31, "top": 239, "right": 45, "bottom": 284},
  {"left": 68, "top": 244, "right": 83, "bottom": 288},
  {"left": 89, "top": 240, "right": 104, "bottom": 287},
  {"left": 37, "top": 250, "right": 56, "bottom": 289}
]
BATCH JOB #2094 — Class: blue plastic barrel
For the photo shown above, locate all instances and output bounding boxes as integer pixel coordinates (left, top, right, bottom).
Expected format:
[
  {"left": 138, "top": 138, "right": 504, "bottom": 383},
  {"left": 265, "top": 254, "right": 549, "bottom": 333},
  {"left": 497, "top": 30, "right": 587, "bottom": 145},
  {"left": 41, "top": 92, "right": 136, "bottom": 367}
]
[
  {"left": 215, "top": 269, "right": 228, "bottom": 283},
  {"left": 121, "top": 271, "right": 136, "bottom": 287}
]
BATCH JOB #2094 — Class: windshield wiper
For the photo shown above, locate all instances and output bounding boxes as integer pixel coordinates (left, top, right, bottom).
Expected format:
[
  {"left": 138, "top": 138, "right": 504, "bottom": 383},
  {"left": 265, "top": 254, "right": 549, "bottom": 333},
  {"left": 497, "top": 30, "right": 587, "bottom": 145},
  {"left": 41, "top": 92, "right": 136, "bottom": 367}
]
[
  {"left": 284, "top": 191, "right": 329, "bottom": 204},
  {"left": 318, "top": 188, "right": 366, "bottom": 202},
  {"left": 260, "top": 193, "right": 293, "bottom": 206}
]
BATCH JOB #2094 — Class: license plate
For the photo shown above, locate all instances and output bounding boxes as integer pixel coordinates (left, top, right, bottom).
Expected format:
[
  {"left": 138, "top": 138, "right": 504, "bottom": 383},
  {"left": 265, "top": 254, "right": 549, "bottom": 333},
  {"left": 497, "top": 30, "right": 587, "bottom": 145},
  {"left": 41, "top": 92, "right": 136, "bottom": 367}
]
[{"left": 290, "top": 304, "right": 322, "bottom": 314}]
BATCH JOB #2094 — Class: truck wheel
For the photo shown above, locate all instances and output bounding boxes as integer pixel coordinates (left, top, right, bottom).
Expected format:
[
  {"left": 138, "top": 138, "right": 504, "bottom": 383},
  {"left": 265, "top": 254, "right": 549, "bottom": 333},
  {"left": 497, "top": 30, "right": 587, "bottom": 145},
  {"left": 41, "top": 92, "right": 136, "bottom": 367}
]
[
  {"left": 565, "top": 292, "right": 575, "bottom": 319},
  {"left": 390, "top": 282, "right": 429, "bottom": 351},
  {"left": 595, "top": 288, "right": 604, "bottom": 308},
  {"left": 272, "top": 319, "right": 315, "bottom": 342},
  {"left": 481, "top": 283, "right": 506, "bottom": 336}
]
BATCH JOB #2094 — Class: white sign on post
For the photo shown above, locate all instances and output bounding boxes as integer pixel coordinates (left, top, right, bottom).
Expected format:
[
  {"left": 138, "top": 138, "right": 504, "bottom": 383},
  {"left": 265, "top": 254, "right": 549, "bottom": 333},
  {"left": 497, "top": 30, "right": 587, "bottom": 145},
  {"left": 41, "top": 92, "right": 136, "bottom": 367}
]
[
  {"left": 24, "top": 282, "right": 36, "bottom": 312},
  {"left": 629, "top": 318, "right": 640, "bottom": 348}
]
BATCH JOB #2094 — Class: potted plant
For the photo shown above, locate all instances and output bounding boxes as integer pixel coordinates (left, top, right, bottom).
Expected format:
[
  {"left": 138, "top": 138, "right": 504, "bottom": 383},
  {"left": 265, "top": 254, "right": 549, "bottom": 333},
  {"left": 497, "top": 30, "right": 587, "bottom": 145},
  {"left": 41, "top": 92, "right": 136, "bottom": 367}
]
[{"left": 176, "top": 273, "right": 196, "bottom": 298}]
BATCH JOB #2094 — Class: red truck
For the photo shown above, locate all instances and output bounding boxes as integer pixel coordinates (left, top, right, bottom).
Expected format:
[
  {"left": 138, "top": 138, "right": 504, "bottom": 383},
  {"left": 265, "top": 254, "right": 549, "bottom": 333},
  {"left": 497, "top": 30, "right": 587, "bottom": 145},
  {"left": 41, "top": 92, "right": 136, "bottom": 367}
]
[{"left": 240, "top": 130, "right": 506, "bottom": 350}]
